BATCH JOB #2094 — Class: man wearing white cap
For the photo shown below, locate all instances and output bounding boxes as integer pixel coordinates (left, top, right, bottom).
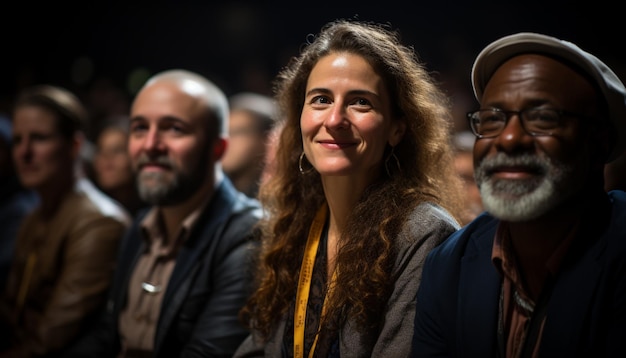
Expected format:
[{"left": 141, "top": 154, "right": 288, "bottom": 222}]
[{"left": 412, "top": 33, "right": 626, "bottom": 357}]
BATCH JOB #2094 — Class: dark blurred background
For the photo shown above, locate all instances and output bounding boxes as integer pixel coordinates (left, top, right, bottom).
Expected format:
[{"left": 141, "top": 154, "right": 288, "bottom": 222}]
[{"left": 2, "top": 1, "right": 624, "bottom": 139}]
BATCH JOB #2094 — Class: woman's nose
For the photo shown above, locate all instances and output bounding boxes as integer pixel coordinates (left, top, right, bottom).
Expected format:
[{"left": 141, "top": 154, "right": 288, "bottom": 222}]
[{"left": 324, "top": 103, "right": 349, "bottom": 130}]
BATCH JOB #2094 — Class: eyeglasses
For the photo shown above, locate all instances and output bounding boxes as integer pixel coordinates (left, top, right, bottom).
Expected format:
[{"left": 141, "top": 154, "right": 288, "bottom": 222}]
[{"left": 466, "top": 108, "right": 588, "bottom": 138}]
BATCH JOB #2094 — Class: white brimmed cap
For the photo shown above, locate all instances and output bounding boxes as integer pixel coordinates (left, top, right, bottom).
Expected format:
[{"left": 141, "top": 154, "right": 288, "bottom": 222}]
[{"left": 471, "top": 32, "right": 626, "bottom": 162}]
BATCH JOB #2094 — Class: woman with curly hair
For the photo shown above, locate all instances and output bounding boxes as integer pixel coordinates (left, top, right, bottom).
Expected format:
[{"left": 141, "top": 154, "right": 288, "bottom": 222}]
[{"left": 235, "top": 19, "right": 465, "bottom": 357}]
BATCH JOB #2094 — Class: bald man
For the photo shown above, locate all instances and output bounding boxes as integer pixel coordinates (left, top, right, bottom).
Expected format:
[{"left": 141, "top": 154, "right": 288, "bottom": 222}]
[{"left": 64, "top": 69, "right": 263, "bottom": 358}]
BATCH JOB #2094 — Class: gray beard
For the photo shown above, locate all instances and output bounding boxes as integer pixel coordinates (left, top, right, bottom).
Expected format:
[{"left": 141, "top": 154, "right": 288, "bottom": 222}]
[
  {"left": 475, "top": 152, "right": 584, "bottom": 222},
  {"left": 137, "top": 166, "right": 207, "bottom": 206},
  {"left": 138, "top": 171, "right": 170, "bottom": 205}
]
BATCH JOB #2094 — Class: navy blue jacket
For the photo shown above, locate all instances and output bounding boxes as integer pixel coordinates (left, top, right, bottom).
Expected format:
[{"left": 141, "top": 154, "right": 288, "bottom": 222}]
[{"left": 412, "top": 190, "right": 626, "bottom": 357}]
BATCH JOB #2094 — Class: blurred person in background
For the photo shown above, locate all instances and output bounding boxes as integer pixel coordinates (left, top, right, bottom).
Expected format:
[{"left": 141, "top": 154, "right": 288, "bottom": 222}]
[
  {"left": 453, "top": 130, "right": 484, "bottom": 225},
  {"left": 0, "top": 85, "right": 130, "bottom": 358},
  {"left": 0, "top": 115, "right": 38, "bottom": 292},
  {"left": 259, "top": 118, "right": 284, "bottom": 186},
  {"left": 92, "top": 115, "right": 146, "bottom": 217},
  {"left": 63, "top": 69, "right": 263, "bottom": 358},
  {"left": 222, "top": 92, "right": 278, "bottom": 198}
]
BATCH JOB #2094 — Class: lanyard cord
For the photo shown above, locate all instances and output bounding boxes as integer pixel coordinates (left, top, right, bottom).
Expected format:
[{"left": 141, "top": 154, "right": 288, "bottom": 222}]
[{"left": 294, "top": 204, "right": 329, "bottom": 358}]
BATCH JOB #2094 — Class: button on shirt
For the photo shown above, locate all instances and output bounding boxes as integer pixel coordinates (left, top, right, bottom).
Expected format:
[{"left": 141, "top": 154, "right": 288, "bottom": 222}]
[{"left": 118, "top": 201, "right": 205, "bottom": 357}]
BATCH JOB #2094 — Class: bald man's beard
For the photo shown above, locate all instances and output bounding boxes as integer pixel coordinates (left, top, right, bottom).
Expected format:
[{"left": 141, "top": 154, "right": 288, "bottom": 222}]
[{"left": 136, "top": 152, "right": 210, "bottom": 206}]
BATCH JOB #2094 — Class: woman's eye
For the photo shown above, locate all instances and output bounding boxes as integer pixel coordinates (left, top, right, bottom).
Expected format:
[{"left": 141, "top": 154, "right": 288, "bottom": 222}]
[{"left": 312, "top": 95, "right": 330, "bottom": 104}]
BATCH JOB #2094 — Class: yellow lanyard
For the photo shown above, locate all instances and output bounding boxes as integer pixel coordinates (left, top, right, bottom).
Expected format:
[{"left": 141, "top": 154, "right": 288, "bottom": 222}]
[{"left": 294, "top": 204, "right": 328, "bottom": 358}]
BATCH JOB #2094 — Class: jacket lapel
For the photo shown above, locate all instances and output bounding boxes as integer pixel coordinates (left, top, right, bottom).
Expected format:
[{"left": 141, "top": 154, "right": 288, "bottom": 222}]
[
  {"left": 154, "top": 179, "right": 239, "bottom": 348},
  {"left": 164, "top": 180, "right": 237, "bottom": 299},
  {"left": 541, "top": 247, "right": 603, "bottom": 356},
  {"left": 540, "top": 199, "right": 611, "bottom": 356},
  {"left": 459, "top": 220, "right": 501, "bottom": 357}
]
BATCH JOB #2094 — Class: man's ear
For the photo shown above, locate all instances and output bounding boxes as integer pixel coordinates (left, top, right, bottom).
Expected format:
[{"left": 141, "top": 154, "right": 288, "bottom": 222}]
[{"left": 213, "top": 137, "right": 227, "bottom": 161}]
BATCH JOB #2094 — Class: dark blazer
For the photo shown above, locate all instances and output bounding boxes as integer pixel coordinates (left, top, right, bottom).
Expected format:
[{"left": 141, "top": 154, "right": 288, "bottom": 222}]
[
  {"left": 63, "top": 178, "right": 263, "bottom": 358},
  {"left": 412, "top": 190, "right": 626, "bottom": 357}
]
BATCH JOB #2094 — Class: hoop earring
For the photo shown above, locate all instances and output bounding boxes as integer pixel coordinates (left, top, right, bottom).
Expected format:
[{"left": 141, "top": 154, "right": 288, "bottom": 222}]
[
  {"left": 385, "top": 146, "right": 401, "bottom": 177},
  {"left": 299, "top": 152, "right": 314, "bottom": 174}
]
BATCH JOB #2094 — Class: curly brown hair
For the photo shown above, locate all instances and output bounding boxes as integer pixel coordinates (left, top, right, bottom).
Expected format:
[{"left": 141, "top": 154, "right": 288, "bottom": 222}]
[{"left": 240, "top": 19, "right": 465, "bottom": 340}]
